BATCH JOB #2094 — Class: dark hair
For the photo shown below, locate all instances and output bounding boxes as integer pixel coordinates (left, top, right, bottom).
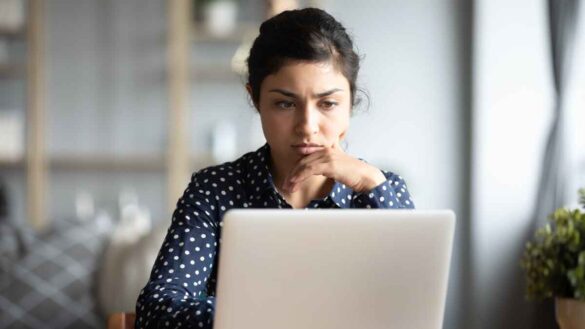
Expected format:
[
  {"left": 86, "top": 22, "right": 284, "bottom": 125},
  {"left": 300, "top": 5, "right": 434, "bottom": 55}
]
[{"left": 247, "top": 8, "right": 362, "bottom": 109}]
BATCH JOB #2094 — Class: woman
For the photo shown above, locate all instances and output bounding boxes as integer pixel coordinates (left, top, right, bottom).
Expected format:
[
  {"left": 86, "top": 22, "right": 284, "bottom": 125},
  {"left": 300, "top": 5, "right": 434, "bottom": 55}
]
[{"left": 135, "top": 8, "right": 414, "bottom": 329}]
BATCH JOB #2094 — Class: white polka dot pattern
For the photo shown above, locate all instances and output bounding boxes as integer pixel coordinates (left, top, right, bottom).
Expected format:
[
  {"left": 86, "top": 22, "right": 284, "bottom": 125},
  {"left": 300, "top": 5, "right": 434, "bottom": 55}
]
[{"left": 135, "top": 144, "right": 414, "bottom": 328}]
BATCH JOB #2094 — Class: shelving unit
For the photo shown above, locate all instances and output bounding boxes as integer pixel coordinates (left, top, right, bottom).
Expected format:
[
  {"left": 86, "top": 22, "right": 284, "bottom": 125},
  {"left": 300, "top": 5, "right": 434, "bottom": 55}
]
[
  {"left": 24, "top": 0, "right": 45, "bottom": 231},
  {"left": 0, "top": 0, "right": 197, "bottom": 228},
  {"left": 0, "top": 0, "right": 324, "bottom": 230},
  {"left": 0, "top": 27, "right": 25, "bottom": 78},
  {"left": 1, "top": 0, "right": 183, "bottom": 230}
]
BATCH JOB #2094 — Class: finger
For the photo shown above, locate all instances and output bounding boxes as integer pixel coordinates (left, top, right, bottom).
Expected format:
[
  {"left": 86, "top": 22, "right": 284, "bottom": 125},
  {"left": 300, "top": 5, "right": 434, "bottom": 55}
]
[
  {"left": 290, "top": 149, "right": 357, "bottom": 191},
  {"left": 284, "top": 150, "right": 327, "bottom": 184},
  {"left": 288, "top": 154, "right": 334, "bottom": 184},
  {"left": 332, "top": 140, "right": 346, "bottom": 154},
  {"left": 288, "top": 162, "right": 330, "bottom": 192},
  {"left": 287, "top": 150, "right": 330, "bottom": 180},
  {"left": 293, "top": 148, "right": 328, "bottom": 169}
]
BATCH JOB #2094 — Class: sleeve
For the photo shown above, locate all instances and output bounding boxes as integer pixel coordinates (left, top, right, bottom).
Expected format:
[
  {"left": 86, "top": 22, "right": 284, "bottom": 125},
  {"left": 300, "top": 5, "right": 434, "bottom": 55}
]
[
  {"left": 352, "top": 171, "right": 415, "bottom": 209},
  {"left": 135, "top": 171, "right": 220, "bottom": 329}
]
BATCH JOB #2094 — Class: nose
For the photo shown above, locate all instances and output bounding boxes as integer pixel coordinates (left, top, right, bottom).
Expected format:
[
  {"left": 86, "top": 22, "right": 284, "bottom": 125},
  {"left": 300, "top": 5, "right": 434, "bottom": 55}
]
[{"left": 294, "top": 104, "right": 319, "bottom": 137}]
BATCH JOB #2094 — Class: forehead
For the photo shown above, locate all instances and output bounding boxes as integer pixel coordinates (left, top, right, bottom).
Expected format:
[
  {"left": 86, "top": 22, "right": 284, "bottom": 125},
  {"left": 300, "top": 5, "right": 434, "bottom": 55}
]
[{"left": 261, "top": 60, "right": 350, "bottom": 93}]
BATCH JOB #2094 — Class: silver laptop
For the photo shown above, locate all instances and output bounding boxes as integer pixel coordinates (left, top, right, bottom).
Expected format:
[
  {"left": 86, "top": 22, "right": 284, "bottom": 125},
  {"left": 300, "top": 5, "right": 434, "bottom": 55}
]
[{"left": 214, "top": 209, "right": 455, "bottom": 329}]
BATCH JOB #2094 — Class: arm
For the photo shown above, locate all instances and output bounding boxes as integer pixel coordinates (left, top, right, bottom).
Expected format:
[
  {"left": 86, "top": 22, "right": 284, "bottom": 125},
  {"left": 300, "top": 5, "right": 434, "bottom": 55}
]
[
  {"left": 352, "top": 171, "right": 415, "bottom": 209},
  {"left": 135, "top": 172, "right": 220, "bottom": 329},
  {"left": 282, "top": 143, "right": 414, "bottom": 208},
  {"left": 279, "top": 143, "right": 414, "bottom": 209}
]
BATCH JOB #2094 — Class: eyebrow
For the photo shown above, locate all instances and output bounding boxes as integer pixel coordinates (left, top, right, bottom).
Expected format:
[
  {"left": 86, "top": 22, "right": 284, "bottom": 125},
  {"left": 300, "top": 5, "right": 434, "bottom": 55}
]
[{"left": 268, "top": 88, "right": 343, "bottom": 98}]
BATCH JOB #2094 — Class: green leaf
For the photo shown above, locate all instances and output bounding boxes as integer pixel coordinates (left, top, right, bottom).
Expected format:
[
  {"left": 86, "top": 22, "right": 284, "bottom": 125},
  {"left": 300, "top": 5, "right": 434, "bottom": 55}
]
[
  {"left": 580, "top": 251, "right": 585, "bottom": 265},
  {"left": 521, "top": 188, "right": 585, "bottom": 301}
]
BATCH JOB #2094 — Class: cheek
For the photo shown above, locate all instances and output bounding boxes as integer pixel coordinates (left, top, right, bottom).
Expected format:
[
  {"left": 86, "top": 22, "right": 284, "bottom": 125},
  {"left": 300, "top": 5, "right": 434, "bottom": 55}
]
[
  {"left": 340, "top": 114, "right": 350, "bottom": 130},
  {"left": 259, "top": 113, "right": 273, "bottom": 137},
  {"left": 336, "top": 120, "right": 350, "bottom": 140},
  {"left": 324, "top": 111, "right": 350, "bottom": 136},
  {"left": 259, "top": 110, "right": 286, "bottom": 141}
]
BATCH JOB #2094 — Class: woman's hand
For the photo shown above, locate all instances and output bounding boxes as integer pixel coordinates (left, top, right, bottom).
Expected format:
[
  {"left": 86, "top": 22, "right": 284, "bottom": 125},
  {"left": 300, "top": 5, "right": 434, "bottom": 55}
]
[{"left": 281, "top": 142, "right": 386, "bottom": 194}]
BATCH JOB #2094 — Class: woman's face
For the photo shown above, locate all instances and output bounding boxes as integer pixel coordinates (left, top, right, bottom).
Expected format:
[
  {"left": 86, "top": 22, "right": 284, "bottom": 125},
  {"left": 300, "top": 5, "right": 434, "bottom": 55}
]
[{"left": 252, "top": 60, "right": 352, "bottom": 166}]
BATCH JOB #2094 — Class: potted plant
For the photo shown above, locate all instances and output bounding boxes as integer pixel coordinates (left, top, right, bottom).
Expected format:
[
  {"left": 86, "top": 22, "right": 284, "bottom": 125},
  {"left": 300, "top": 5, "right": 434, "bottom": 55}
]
[{"left": 521, "top": 188, "right": 585, "bottom": 329}]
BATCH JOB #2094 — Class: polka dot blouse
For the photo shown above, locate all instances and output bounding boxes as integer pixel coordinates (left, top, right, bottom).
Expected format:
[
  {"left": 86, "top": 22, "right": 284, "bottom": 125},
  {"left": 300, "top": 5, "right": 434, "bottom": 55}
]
[{"left": 135, "top": 144, "right": 415, "bottom": 328}]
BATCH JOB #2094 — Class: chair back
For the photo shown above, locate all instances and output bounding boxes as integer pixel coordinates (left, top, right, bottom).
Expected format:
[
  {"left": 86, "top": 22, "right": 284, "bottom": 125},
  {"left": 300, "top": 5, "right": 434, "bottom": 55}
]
[{"left": 107, "top": 313, "right": 135, "bottom": 329}]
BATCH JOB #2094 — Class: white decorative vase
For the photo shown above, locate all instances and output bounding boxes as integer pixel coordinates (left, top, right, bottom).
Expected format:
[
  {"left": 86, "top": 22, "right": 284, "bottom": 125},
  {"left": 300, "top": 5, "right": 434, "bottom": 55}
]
[
  {"left": 203, "top": 0, "right": 237, "bottom": 37},
  {"left": 556, "top": 298, "right": 585, "bottom": 329}
]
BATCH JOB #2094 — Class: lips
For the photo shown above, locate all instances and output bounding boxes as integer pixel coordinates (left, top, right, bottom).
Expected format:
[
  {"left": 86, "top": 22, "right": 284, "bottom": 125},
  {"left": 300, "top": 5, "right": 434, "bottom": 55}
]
[{"left": 291, "top": 143, "right": 324, "bottom": 155}]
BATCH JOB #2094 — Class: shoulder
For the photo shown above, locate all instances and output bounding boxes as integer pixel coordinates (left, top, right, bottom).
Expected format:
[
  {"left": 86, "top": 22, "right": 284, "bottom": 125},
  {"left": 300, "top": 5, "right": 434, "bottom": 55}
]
[
  {"left": 188, "top": 147, "right": 264, "bottom": 192},
  {"left": 189, "top": 161, "right": 239, "bottom": 198}
]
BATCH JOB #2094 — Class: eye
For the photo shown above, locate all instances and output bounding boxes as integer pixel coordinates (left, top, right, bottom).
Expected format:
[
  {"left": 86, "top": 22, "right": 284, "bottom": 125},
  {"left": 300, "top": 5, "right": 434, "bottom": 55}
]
[
  {"left": 320, "top": 100, "right": 338, "bottom": 110},
  {"left": 275, "top": 100, "right": 295, "bottom": 110}
]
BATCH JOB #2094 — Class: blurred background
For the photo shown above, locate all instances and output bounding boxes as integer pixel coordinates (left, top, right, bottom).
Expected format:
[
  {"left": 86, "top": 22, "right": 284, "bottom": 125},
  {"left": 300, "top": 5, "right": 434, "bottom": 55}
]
[{"left": 0, "top": 0, "right": 584, "bottom": 328}]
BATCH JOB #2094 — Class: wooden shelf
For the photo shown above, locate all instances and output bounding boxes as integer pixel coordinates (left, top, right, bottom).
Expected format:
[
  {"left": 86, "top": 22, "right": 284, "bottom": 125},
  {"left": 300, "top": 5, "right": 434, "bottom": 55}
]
[
  {"left": 1, "top": 153, "right": 216, "bottom": 172},
  {"left": 0, "top": 27, "right": 25, "bottom": 38},
  {"left": 49, "top": 155, "right": 166, "bottom": 171},
  {"left": 0, "top": 63, "right": 24, "bottom": 78},
  {"left": 0, "top": 157, "right": 24, "bottom": 169}
]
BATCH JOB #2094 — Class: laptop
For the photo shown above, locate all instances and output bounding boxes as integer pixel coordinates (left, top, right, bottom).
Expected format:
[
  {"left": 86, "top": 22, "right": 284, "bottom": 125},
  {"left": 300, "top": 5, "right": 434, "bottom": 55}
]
[{"left": 214, "top": 209, "right": 455, "bottom": 329}]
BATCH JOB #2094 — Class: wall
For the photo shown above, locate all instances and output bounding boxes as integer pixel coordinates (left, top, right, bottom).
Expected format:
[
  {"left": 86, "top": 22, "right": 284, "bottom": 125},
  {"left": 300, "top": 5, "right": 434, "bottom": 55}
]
[
  {"left": 472, "top": 0, "right": 585, "bottom": 328},
  {"left": 328, "top": 1, "right": 470, "bottom": 328}
]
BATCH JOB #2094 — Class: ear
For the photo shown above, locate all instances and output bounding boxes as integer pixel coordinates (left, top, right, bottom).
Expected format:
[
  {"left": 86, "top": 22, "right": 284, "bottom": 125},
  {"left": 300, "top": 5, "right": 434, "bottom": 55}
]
[
  {"left": 245, "top": 84, "right": 259, "bottom": 111},
  {"left": 245, "top": 83, "right": 253, "bottom": 97}
]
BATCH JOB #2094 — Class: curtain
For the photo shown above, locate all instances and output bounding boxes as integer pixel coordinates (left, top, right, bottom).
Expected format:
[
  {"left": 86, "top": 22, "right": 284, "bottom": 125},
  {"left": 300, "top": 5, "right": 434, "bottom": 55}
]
[
  {"left": 532, "top": 0, "right": 580, "bottom": 230},
  {"left": 530, "top": 0, "right": 580, "bottom": 327}
]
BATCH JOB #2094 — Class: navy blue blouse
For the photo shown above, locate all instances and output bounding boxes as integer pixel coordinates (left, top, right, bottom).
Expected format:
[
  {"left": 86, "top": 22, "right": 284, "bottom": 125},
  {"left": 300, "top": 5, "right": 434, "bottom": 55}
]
[{"left": 135, "top": 144, "right": 414, "bottom": 328}]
